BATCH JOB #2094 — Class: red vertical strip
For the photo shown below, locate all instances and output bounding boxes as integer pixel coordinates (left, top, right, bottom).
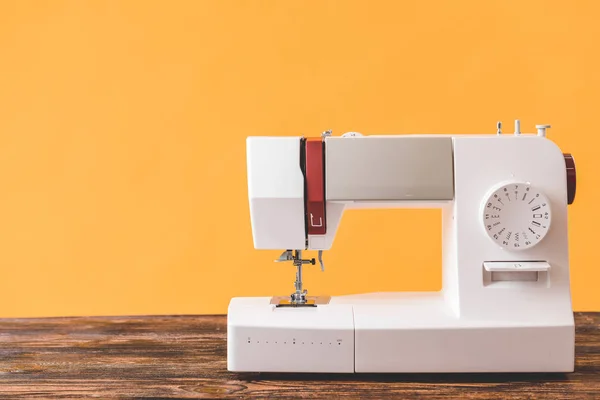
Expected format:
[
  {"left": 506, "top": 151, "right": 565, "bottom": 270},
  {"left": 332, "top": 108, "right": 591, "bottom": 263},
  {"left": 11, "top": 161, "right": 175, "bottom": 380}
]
[
  {"left": 305, "top": 138, "right": 326, "bottom": 235},
  {"left": 564, "top": 153, "right": 576, "bottom": 205}
]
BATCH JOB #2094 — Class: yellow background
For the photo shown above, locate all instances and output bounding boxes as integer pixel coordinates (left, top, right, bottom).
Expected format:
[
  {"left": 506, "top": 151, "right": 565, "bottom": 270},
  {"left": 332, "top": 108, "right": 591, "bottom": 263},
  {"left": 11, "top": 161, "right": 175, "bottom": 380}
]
[{"left": 0, "top": 1, "right": 597, "bottom": 317}]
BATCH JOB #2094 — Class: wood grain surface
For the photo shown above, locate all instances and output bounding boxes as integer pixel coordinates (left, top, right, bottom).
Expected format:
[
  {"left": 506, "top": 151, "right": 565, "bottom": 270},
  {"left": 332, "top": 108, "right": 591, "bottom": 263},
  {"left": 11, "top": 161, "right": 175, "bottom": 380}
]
[{"left": 0, "top": 313, "right": 598, "bottom": 399}]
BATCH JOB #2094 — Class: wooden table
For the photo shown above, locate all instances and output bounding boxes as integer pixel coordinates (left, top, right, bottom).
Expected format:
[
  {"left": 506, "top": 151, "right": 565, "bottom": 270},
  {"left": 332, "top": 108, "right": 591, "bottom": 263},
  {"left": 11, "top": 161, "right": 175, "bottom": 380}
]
[{"left": 0, "top": 313, "right": 598, "bottom": 399}]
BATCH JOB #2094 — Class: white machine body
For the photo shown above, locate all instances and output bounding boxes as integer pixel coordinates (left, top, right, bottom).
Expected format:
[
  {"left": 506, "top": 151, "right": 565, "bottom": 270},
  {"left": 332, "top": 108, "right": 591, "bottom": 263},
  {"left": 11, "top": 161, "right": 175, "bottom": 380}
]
[{"left": 229, "top": 128, "right": 576, "bottom": 373}]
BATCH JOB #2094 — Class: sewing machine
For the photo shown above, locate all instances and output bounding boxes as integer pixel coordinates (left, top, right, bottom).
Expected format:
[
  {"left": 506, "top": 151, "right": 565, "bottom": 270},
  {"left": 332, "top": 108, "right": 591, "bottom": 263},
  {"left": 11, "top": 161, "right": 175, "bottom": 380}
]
[{"left": 228, "top": 121, "right": 577, "bottom": 373}]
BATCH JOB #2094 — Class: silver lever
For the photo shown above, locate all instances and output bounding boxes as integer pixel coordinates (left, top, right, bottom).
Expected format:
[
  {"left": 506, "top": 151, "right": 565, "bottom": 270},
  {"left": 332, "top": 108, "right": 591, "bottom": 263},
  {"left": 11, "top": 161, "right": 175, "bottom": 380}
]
[{"left": 318, "top": 250, "right": 325, "bottom": 272}]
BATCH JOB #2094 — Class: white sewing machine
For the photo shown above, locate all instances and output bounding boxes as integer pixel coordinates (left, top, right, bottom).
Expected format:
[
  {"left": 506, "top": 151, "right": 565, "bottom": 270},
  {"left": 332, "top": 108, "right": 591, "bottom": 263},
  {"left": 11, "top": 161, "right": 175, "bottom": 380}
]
[{"left": 228, "top": 121, "right": 577, "bottom": 373}]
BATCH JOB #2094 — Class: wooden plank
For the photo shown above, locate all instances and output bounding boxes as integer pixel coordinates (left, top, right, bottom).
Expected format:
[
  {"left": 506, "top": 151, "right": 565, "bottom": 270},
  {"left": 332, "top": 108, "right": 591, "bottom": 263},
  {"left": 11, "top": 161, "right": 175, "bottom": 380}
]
[{"left": 0, "top": 313, "right": 598, "bottom": 399}]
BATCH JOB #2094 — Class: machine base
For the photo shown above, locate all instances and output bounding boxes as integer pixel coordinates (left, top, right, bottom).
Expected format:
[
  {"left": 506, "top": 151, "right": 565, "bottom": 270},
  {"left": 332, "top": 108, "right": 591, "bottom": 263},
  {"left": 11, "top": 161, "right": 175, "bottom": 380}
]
[{"left": 227, "top": 295, "right": 575, "bottom": 373}]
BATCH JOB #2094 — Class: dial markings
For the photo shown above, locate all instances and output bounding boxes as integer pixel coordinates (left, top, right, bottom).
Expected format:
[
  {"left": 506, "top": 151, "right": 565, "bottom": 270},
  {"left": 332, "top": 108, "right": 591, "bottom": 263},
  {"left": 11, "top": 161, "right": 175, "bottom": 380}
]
[{"left": 482, "top": 183, "right": 551, "bottom": 251}]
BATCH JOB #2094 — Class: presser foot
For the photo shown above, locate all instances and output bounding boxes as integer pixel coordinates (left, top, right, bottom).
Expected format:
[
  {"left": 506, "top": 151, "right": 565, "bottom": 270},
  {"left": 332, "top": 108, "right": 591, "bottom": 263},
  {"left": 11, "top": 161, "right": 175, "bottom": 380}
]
[
  {"left": 273, "top": 249, "right": 328, "bottom": 307},
  {"left": 270, "top": 295, "right": 331, "bottom": 308}
]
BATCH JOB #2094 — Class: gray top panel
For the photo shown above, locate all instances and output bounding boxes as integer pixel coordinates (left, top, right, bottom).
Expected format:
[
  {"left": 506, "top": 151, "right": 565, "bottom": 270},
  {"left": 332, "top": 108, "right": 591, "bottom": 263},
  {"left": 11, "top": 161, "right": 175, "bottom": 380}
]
[{"left": 325, "top": 136, "right": 454, "bottom": 201}]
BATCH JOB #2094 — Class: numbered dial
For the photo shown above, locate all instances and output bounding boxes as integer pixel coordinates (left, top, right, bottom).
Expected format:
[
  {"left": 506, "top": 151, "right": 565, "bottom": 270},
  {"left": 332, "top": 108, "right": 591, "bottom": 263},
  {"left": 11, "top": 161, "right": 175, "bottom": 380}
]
[{"left": 482, "top": 183, "right": 551, "bottom": 251}]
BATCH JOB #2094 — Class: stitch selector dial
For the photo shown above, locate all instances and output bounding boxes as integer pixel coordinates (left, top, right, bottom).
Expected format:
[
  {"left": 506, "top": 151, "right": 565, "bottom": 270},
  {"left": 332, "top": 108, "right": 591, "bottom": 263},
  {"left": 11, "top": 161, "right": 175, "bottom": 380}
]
[{"left": 482, "top": 183, "right": 552, "bottom": 251}]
